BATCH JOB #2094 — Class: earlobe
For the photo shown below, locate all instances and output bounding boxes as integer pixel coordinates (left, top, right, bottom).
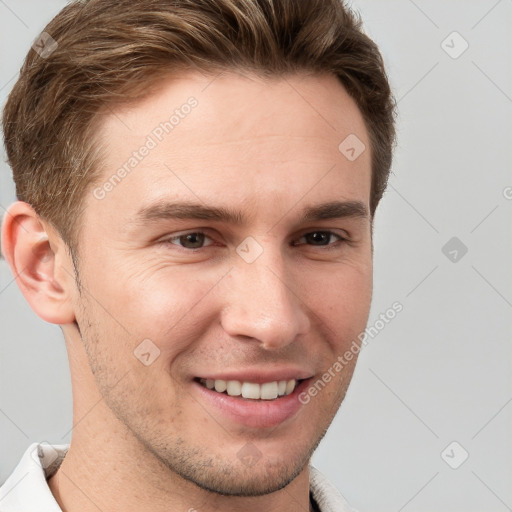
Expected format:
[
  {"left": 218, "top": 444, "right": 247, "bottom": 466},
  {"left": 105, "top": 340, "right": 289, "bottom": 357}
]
[{"left": 1, "top": 201, "right": 76, "bottom": 325}]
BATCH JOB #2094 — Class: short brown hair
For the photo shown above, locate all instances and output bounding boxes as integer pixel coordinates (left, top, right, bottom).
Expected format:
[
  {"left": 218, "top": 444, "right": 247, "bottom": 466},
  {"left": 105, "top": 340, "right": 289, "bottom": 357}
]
[{"left": 2, "top": 0, "right": 396, "bottom": 253}]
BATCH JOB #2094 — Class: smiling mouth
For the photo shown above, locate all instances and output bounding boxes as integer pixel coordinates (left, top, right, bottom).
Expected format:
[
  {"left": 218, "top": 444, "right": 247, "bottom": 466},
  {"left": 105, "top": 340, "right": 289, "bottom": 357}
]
[{"left": 196, "top": 378, "right": 303, "bottom": 400}]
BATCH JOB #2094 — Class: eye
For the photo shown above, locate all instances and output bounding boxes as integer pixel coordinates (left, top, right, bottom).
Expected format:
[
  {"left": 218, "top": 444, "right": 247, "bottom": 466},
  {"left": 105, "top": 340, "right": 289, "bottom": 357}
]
[
  {"left": 161, "top": 229, "right": 347, "bottom": 251},
  {"left": 165, "top": 231, "right": 213, "bottom": 249},
  {"left": 293, "top": 231, "right": 346, "bottom": 248}
]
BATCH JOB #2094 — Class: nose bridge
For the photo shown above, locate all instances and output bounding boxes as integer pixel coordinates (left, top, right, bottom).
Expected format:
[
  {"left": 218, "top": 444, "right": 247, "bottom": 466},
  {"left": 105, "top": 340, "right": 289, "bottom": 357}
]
[{"left": 220, "top": 243, "right": 309, "bottom": 349}]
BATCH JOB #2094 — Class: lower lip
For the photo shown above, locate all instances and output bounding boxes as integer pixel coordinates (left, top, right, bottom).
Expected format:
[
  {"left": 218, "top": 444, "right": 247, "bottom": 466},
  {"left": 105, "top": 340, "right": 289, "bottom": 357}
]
[{"left": 192, "top": 379, "right": 312, "bottom": 429}]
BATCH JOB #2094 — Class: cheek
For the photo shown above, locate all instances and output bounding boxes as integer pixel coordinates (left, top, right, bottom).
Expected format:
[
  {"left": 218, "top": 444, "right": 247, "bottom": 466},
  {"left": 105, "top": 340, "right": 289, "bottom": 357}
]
[
  {"left": 99, "top": 263, "right": 225, "bottom": 358},
  {"left": 300, "top": 259, "right": 373, "bottom": 344},
  {"left": 335, "top": 274, "right": 372, "bottom": 332},
  {"left": 88, "top": 251, "right": 206, "bottom": 319}
]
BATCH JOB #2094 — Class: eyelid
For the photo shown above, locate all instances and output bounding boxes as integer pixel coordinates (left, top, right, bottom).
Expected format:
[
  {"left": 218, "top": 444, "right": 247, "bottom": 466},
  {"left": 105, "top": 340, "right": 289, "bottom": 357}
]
[
  {"left": 160, "top": 228, "right": 349, "bottom": 251},
  {"left": 295, "top": 227, "right": 350, "bottom": 239}
]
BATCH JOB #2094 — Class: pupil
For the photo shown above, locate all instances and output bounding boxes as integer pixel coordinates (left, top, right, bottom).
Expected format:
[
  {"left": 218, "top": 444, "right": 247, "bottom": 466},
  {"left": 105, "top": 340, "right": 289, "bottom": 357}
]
[
  {"left": 182, "top": 233, "right": 204, "bottom": 248},
  {"left": 307, "top": 232, "right": 329, "bottom": 245}
]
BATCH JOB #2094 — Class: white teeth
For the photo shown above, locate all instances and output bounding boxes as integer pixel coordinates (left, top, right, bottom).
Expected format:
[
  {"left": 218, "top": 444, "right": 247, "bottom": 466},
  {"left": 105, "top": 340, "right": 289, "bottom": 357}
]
[
  {"left": 214, "top": 380, "right": 227, "bottom": 393},
  {"left": 226, "top": 380, "right": 242, "bottom": 396},
  {"left": 201, "top": 378, "right": 298, "bottom": 400},
  {"left": 260, "top": 381, "right": 279, "bottom": 400},
  {"left": 241, "top": 382, "right": 260, "bottom": 399},
  {"left": 285, "top": 379, "right": 296, "bottom": 395}
]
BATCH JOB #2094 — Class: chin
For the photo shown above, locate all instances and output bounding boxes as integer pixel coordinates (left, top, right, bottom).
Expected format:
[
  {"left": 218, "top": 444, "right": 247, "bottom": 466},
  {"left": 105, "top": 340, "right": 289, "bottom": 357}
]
[
  {"left": 148, "top": 434, "right": 319, "bottom": 497},
  {"left": 180, "top": 458, "right": 308, "bottom": 497}
]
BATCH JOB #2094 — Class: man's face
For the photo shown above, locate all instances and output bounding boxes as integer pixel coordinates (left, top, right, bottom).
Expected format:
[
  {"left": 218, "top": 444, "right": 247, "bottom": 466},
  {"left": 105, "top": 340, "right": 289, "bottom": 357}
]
[{"left": 70, "top": 71, "right": 372, "bottom": 495}]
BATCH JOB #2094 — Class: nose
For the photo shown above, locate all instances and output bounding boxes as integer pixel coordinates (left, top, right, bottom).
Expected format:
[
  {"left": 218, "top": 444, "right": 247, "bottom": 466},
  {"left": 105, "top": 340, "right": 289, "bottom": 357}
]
[{"left": 219, "top": 248, "right": 311, "bottom": 350}]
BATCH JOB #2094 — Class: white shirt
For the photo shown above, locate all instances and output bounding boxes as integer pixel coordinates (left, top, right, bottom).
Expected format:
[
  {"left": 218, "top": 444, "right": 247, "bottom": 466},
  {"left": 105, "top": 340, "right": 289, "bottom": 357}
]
[{"left": 0, "top": 442, "right": 356, "bottom": 512}]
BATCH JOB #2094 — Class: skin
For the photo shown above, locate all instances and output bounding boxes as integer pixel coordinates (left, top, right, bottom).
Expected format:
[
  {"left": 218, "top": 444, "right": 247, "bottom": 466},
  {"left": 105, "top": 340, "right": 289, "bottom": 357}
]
[{"left": 2, "top": 70, "right": 373, "bottom": 512}]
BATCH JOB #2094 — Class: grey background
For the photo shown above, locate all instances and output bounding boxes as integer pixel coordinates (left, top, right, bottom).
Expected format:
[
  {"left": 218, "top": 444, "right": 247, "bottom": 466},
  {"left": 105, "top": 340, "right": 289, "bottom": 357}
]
[{"left": 1, "top": 1, "right": 511, "bottom": 511}]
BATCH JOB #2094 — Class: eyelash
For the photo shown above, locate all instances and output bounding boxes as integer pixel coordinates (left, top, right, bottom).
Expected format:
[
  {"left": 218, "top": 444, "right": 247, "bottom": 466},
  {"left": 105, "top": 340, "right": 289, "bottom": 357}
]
[{"left": 162, "top": 230, "right": 347, "bottom": 251}]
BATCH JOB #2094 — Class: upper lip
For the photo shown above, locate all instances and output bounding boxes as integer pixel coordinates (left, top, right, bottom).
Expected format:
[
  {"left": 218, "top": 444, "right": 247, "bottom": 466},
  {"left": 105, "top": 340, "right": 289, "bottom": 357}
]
[{"left": 195, "top": 368, "right": 314, "bottom": 384}]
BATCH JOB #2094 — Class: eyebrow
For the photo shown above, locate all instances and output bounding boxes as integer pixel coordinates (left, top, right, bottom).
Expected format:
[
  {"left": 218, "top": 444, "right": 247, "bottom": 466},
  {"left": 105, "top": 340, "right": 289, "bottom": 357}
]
[{"left": 134, "top": 199, "right": 369, "bottom": 226}]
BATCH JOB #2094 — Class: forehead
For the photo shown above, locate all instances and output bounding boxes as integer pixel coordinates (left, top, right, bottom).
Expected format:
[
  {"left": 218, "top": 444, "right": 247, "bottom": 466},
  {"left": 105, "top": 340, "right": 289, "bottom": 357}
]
[{"left": 87, "top": 70, "right": 371, "bottom": 227}]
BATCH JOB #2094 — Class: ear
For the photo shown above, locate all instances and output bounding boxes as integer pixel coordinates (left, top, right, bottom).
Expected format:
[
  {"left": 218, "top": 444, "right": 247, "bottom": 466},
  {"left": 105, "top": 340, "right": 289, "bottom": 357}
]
[{"left": 1, "top": 201, "right": 76, "bottom": 325}]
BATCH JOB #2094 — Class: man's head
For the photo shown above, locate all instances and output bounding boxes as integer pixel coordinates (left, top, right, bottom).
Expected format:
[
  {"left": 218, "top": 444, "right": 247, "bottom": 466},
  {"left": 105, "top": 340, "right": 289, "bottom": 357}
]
[{"left": 1, "top": 0, "right": 395, "bottom": 502}]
